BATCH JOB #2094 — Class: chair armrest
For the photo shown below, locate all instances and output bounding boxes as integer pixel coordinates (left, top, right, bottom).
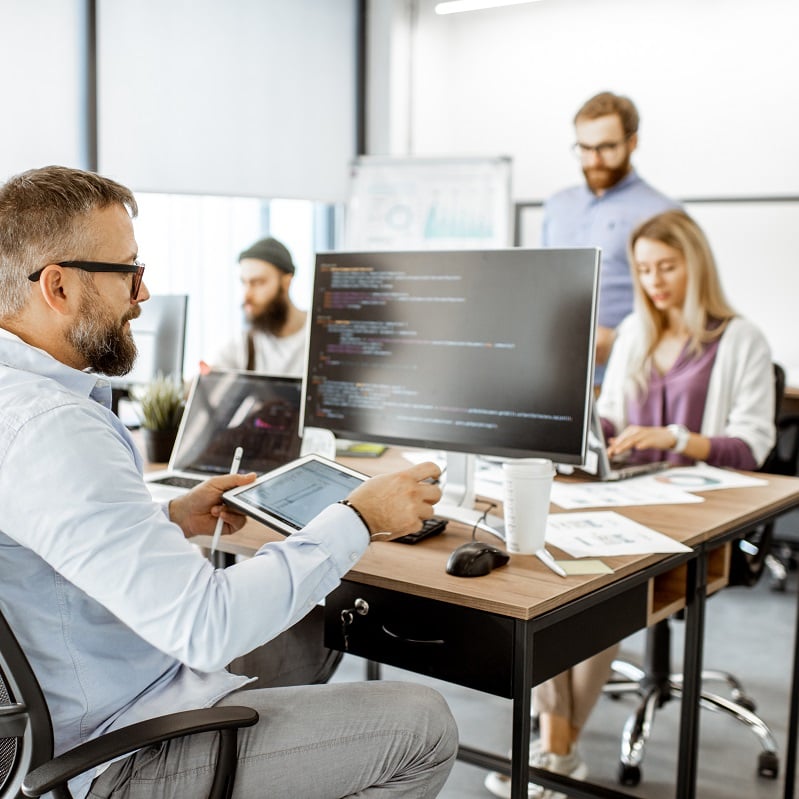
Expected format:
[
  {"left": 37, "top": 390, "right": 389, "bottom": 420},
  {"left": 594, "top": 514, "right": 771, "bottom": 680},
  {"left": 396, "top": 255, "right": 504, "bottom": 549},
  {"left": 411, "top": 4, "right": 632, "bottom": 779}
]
[
  {"left": 0, "top": 702, "right": 30, "bottom": 737},
  {"left": 22, "top": 705, "right": 258, "bottom": 798}
]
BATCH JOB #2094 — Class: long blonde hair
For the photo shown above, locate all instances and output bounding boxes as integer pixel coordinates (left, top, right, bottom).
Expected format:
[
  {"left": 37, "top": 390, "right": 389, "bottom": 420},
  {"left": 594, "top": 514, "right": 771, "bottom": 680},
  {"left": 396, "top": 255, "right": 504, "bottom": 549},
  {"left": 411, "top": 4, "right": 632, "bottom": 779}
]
[{"left": 626, "top": 210, "right": 736, "bottom": 391}]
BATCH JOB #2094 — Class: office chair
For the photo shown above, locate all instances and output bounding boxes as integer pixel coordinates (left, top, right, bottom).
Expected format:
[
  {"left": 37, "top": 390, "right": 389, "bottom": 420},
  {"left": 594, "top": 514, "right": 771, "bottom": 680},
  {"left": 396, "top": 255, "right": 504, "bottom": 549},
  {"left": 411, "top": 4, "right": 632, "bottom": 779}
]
[
  {"left": 0, "top": 606, "right": 258, "bottom": 799},
  {"left": 762, "top": 412, "right": 799, "bottom": 591},
  {"left": 603, "top": 363, "right": 790, "bottom": 787}
]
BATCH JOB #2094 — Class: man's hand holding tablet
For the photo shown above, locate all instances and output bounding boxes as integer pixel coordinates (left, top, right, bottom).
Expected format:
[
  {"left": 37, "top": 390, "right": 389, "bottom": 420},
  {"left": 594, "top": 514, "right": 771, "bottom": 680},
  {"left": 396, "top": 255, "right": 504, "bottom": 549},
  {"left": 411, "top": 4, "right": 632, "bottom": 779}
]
[
  {"left": 344, "top": 460, "right": 442, "bottom": 540},
  {"left": 223, "top": 455, "right": 442, "bottom": 541}
]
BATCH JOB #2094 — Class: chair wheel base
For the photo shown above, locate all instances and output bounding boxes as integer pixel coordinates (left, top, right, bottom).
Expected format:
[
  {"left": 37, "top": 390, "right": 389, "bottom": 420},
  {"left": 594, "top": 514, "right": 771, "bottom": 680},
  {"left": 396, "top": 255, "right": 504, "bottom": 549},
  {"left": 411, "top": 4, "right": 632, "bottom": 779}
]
[
  {"left": 618, "top": 762, "right": 641, "bottom": 786},
  {"left": 758, "top": 751, "right": 779, "bottom": 779}
]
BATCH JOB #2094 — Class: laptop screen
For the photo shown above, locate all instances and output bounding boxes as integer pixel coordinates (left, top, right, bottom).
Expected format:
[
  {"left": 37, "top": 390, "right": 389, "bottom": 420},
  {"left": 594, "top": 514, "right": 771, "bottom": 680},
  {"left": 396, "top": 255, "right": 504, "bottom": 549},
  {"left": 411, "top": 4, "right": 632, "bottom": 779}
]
[{"left": 171, "top": 370, "right": 302, "bottom": 476}]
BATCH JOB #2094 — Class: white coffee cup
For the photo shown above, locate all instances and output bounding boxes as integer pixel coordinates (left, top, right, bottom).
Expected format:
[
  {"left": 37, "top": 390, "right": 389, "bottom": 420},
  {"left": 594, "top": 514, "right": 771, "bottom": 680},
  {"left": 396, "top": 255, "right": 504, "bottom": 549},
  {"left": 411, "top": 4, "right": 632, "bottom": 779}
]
[{"left": 502, "top": 458, "right": 555, "bottom": 554}]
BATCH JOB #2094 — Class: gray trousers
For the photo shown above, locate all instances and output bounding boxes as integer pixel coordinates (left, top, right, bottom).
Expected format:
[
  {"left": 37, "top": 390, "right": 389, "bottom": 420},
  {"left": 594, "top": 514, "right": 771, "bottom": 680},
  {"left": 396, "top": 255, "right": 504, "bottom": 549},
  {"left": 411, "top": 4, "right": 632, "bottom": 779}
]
[{"left": 88, "top": 609, "right": 458, "bottom": 798}]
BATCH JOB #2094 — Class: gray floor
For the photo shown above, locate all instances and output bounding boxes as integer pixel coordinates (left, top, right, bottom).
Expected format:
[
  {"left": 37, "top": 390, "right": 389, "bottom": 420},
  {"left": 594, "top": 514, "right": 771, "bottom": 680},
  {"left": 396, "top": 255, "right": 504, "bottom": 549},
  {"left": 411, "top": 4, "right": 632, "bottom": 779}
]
[{"left": 331, "top": 513, "right": 799, "bottom": 798}]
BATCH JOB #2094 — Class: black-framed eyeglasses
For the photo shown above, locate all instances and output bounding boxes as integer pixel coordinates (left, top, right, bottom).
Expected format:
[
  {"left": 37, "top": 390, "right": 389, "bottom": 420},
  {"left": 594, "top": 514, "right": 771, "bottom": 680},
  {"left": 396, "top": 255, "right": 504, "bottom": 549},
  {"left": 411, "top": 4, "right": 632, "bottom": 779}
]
[
  {"left": 571, "top": 137, "right": 630, "bottom": 160},
  {"left": 28, "top": 261, "right": 146, "bottom": 300}
]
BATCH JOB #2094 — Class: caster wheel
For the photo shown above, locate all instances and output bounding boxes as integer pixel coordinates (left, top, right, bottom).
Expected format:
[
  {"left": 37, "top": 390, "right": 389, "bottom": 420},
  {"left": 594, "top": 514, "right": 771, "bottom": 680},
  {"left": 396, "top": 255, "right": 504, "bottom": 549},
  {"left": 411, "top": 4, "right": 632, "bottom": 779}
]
[
  {"left": 758, "top": 751, "right": 779, "bottom": 779},
  {"left": 618, "top": 763, "right": 641, "bottom": 786}
]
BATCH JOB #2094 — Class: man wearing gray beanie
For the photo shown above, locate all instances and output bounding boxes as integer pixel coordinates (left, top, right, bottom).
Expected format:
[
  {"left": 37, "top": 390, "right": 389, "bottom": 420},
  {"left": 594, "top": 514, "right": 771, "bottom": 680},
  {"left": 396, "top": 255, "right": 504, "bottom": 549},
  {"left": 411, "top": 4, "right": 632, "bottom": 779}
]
[{"left": 210, "top": 236, "right": 308, "bottom": 375}]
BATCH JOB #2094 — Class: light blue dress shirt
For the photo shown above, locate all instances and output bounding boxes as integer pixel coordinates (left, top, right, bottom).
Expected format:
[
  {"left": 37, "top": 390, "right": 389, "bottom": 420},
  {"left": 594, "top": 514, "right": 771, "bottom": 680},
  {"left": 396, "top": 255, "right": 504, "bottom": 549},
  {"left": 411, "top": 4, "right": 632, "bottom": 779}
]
[
  {"left": 541, "top": 170, "right": 680, "bottom": 329},
  {"left": 0, "top": 329, "right": 369, "bottom": 799}
]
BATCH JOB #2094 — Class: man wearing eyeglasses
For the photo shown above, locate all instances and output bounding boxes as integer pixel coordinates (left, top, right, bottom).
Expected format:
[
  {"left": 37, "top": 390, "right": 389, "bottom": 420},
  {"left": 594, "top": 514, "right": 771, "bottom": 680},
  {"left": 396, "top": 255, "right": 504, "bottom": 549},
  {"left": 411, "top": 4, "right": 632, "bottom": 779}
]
[
  {"left": 541, "top": 91, "right": 680, "bottom": 379},
  {"left": 0, "top": 166, "right": 456, "bottom": 799}
]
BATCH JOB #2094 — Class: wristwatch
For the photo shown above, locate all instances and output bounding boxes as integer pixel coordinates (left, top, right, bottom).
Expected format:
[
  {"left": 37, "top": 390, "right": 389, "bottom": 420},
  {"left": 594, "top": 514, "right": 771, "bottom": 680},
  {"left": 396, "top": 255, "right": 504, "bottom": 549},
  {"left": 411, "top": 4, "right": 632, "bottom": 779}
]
[{"left": 667, "top": 424, "right": 690, "bottom": 453}]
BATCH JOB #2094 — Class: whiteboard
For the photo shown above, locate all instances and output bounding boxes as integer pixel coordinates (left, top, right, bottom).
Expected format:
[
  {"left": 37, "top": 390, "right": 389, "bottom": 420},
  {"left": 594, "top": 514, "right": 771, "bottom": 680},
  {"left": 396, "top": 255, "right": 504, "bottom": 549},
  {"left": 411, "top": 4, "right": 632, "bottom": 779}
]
[
  {"left": 515, "top": 198, "right": 799, "bottom": 387},
  {"left": 344, "top": 156, "right": 512, "bottom": 250}
]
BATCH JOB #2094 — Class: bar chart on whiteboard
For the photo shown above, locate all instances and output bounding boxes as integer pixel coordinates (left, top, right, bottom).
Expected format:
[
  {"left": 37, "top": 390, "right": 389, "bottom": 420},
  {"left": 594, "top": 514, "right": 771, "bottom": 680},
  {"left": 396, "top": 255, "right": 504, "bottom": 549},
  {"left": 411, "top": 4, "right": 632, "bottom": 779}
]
[{"left": 343, "top": 156, "right": 513, "bottom": 250}]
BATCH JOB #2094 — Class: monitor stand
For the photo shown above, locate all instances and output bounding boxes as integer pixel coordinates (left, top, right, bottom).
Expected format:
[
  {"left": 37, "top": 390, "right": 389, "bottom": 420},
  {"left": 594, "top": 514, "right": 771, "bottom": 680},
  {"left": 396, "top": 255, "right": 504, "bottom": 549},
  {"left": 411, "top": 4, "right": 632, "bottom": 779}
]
[{"left": 434, "top": 451, "right": 505, "bottom": 542}]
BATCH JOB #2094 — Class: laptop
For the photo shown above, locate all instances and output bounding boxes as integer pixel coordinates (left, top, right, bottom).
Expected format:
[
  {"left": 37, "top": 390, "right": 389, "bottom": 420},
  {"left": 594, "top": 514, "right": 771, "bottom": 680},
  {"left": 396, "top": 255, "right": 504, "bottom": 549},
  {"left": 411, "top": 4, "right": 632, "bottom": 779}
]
[
  {"left": 578, "top": 404, "right": 670, "bottom": 482},
  {"left": 145, "top": 369, "right": 303, "bottom": 502}
]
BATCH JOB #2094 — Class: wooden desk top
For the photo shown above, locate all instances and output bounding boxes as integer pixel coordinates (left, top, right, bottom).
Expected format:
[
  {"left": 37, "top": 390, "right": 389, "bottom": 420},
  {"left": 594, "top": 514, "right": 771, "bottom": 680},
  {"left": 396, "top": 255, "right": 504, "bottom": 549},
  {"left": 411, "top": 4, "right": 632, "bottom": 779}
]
[{"left": 188, "top": 448, "right": 799, "bottom": 622}]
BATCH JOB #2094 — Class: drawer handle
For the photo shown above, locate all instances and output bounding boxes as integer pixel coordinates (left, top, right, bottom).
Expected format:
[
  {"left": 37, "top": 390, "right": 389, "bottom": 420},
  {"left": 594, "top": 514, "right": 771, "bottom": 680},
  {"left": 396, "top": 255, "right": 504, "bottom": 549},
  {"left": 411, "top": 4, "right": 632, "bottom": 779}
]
[{"left": 381, "top": 624, "right": 445, "bottom": 645}]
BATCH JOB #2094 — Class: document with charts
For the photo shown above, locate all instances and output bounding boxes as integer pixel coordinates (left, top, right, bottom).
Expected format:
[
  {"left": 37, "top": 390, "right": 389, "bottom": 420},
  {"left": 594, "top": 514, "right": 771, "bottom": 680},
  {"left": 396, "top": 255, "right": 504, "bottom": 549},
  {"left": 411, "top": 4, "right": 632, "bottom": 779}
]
[
  {"left": 545, "top": 511, "right": 691, "bottom": 557},
  {"left": 549, "top": 477, "right": 704, "bottom": 510}
]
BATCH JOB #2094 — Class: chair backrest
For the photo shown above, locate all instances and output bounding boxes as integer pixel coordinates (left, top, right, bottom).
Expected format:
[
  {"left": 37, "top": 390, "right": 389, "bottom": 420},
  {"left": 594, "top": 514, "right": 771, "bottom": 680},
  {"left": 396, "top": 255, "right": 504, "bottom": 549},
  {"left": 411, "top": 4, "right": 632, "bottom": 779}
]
[
  {"left": 729, "top": 362, "right": 791, "bottom": 586},
  {"left": 0, "top": 608, "right": 54, "bottom": 799},
  {"left": 761, "top": 362, "right": 791, "bottom": 475}
]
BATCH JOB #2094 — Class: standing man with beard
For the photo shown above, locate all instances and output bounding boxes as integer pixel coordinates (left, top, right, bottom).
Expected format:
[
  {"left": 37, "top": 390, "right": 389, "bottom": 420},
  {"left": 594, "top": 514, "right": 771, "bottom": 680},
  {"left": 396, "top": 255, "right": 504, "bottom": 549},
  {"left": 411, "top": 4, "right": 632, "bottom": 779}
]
[
  {"left": 211, "top": 236, "right": 307, "bottom": 376},
  {"left": 541, "top": 91, "right": 680, "bottom": 380},
  {"left": 0, "top": 165, "right": 458, "bottom": 799}
]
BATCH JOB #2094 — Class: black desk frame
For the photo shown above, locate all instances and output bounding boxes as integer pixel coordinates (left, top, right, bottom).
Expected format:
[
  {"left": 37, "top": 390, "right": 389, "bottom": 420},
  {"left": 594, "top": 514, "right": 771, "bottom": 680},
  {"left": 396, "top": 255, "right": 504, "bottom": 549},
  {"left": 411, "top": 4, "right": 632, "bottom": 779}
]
[
  {"left": 327, "top": 549, "right": 703, "bottom": 799},
  {"left": 326, "top": 500, "right": 799, "bottom": 799}
]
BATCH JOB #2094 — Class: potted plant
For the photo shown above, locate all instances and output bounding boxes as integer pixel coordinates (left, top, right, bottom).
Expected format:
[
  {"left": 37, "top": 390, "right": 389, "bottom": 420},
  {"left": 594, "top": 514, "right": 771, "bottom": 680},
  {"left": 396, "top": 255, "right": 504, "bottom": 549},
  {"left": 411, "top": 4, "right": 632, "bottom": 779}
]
[{"left": 133, "top": 373, "right": 186, "bottom": 463}]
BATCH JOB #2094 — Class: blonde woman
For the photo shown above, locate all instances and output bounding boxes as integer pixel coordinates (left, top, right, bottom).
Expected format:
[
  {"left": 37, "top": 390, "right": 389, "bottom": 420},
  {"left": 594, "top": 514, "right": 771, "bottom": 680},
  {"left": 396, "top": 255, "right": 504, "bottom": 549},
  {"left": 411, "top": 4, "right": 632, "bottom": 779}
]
[{"left": 486, "top": 209, "right": 775, "bottom": 799}]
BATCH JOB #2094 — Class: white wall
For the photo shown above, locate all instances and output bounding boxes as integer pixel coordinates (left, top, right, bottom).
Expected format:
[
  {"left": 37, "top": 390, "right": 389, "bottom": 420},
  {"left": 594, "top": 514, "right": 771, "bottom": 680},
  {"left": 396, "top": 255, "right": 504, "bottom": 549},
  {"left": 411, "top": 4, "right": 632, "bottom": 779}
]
[
  {"left": 98, "top": 0, "right": 357, "bottom": 201},
  {"left": 0, "top": 0, "right": 86, "bottom": 179},
  {"left": 367, "top": 0, "right": 799, "bottom": 380}
]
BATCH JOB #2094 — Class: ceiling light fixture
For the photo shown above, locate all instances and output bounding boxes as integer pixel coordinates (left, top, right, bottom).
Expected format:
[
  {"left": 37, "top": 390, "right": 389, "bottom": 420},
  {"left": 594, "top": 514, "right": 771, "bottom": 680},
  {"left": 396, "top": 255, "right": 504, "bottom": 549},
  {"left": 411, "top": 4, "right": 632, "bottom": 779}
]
[{"left": 435, "top": 0, "right": 543, "bottom": 15}]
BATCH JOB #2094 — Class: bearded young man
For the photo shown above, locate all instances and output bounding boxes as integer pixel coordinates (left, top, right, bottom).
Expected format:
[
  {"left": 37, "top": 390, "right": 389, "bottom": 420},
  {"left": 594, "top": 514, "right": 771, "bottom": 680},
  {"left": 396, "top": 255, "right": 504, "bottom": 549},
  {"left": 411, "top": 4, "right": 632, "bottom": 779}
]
[
  {"left": 0, "top": 165, "right": 457, "bottom": 799},
  {"left": 210, "top": 236, "right": 308, "bottom": 375},
  {"left": 540, "top": 91, "right": 680, "bottom": 377}
]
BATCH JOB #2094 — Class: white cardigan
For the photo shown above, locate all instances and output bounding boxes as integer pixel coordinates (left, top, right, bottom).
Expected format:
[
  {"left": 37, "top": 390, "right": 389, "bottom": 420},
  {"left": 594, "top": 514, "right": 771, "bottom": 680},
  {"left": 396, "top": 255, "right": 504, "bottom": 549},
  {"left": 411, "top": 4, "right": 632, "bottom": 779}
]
[{"left": 596, "top": 315, "right": 777, "bottom": 467}]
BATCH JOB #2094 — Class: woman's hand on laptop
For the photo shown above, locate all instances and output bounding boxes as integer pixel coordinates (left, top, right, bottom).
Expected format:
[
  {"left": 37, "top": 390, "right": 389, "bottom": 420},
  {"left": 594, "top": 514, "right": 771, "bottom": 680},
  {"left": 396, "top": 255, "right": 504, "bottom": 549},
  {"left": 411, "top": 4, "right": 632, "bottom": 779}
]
[
  {"left": 344, "top": 461, "right": 442, "bottom": 541},
  {"left": 607, "top": 425, "right": 672, "bottom": 457},
  {"left": 168, "top": 472, "right": 257, "bottom": 539}
]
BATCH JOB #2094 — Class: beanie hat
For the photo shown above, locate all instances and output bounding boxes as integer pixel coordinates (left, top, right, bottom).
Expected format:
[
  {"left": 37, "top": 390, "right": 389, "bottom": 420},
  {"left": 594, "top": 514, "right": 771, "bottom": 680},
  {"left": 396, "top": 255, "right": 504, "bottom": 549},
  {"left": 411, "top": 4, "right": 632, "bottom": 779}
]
[{"left": 238, "top": 236, "right": 295, "bottom": 275}]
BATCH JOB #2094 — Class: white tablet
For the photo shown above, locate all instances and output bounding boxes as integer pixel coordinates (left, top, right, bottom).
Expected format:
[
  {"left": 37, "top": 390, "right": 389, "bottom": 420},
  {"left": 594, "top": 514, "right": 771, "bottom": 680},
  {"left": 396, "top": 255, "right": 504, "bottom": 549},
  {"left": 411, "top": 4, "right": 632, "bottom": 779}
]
[{"left": 222, "top": 454, "right": 367, "bottom": 536}]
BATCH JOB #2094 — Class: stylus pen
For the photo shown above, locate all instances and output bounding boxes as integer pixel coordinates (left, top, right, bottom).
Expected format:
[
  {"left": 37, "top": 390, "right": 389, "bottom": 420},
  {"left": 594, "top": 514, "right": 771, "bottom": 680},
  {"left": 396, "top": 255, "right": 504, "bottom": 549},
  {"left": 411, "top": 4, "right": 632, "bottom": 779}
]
[
  {"left": 210, "top": 446, "right": 244, "bottom": 555},
  {"left": 424, "top": 466, "right": 447, "bottom": 485},
  {"left": 536, "top": 547, "right": 568, "bottom": 578}
]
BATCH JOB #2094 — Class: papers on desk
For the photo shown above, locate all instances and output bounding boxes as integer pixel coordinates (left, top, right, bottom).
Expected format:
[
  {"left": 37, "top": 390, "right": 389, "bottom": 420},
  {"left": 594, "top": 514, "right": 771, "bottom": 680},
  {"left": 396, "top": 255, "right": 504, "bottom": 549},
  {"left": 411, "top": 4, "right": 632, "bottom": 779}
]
[
  {"left": 550, "top": 463, "right": 768, "bottom": 510},
  {"left": 545, "top": 511, "right": 691, "bottom": 557},
  {"left": 550, "top": 477, "right": 704, "bottom": 509},
  {"left": 639, "top": 463, "right": 768, "bottom": 492}
]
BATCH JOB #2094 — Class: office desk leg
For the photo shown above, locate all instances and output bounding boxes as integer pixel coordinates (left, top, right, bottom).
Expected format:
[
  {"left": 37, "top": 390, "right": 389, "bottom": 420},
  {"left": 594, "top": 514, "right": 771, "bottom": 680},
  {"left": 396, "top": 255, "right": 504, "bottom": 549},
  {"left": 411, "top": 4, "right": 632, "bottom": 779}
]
[
  {"left": 785, "top": 583, "right": 799, "bottom": 799},
  {"left": 510, "top": 619, "right": 534, "bottom": 799},
  {"left": 676, "top": 553, "right": 707, "bottom": 799}
]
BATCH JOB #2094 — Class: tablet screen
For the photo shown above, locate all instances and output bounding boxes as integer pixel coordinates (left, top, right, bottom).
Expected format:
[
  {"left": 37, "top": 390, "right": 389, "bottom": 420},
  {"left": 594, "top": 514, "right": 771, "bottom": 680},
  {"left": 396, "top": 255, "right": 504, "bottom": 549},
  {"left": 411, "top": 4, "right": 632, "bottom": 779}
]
[{"left": 224, "top": 455, "right": 366, "bottom": 534}]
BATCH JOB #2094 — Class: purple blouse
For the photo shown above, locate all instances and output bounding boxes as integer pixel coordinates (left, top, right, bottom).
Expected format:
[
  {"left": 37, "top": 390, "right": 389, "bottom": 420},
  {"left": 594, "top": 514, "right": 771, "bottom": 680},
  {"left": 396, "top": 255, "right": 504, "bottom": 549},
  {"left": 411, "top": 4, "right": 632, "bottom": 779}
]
[{"left": 602, "top": 333, "right": 758, "bottom": 469}]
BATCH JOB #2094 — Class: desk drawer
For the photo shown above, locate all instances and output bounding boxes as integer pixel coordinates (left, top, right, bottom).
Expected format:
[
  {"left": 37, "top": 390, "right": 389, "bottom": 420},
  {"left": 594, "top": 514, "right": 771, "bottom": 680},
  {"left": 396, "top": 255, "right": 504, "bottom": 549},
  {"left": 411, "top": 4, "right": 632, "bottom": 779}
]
[{"left": 325, "top": 582, "right": 515, "bottom": 697}]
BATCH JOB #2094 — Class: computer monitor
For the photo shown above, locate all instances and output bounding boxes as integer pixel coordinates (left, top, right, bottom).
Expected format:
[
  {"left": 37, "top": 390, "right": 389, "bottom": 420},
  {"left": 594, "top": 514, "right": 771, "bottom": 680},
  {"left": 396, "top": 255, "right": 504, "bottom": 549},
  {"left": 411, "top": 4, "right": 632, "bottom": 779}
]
[
  {"left": 107, "top": 294, "right": 188, "bottom": 418},
  {"left": 302, "top": 248, "right": 600, "bottom": 526},
  {"left": 123, "top": 294, "right": 188, "bottom": 385}
]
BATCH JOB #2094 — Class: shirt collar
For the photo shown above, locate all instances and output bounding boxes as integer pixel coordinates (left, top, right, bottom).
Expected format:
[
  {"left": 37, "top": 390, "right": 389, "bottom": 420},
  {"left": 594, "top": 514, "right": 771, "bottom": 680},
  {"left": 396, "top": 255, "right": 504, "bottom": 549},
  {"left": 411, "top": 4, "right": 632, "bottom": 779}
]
[{"left": 0, "top": 326, "right": 112, "bottom": 406}]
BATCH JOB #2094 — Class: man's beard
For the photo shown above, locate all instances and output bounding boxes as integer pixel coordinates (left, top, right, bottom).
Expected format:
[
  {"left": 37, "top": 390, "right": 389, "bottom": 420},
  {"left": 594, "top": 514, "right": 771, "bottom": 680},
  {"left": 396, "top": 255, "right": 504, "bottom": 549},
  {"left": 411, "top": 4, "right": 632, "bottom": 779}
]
[
  {"left": 248, "top": 289, "right": 289, "bottom": 335},
  {"left": 583, "top": 152, "right": 631, "bottom": 194},
  {"left": 66, "top": 289, "right": 139, "bottom": 376}
]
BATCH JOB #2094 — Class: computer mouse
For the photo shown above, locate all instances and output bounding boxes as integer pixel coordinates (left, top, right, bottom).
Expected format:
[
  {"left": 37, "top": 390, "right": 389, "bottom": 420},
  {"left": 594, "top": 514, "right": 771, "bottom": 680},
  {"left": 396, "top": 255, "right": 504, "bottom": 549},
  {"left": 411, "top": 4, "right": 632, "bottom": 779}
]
[{"left": 446, "top": 541, "right": 510, "bottom": 577}]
